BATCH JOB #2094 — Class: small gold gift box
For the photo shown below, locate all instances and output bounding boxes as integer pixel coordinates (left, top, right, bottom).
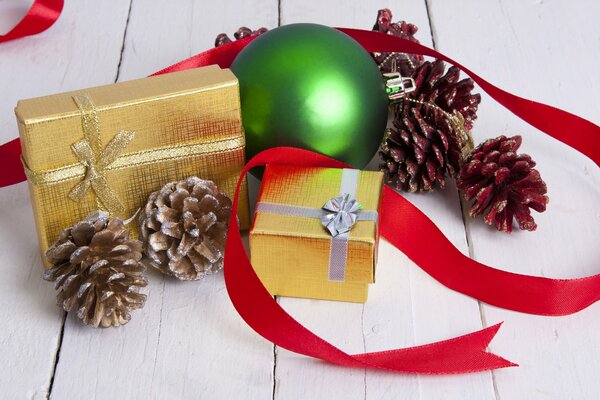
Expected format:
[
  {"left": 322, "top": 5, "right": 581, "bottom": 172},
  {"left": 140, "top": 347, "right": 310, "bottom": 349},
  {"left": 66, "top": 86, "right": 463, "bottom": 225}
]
[
  {"left": 16, "top": 65, "right": 249, "bottom": 263},
  {"left": 250, "top": 165, "right": 383, "bottom": 303}
]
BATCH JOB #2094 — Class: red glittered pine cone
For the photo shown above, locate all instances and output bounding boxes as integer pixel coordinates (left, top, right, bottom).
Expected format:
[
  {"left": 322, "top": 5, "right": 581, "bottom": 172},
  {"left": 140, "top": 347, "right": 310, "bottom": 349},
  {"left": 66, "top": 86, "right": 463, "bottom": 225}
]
[
  {"left": 411, "top": 59, "right": 481, "bottom": 132},
  {"left": 215, "top": 26, "right": 268, "bottom": 47},
  {"left": 371, "top": 8, "right": 424, "bottom": 76},
  {"left": 457, "top": 135, "right": 549, "bottom": 233},
  {"left": 380, "top": 60, "right": 481, "bottom": 192}
]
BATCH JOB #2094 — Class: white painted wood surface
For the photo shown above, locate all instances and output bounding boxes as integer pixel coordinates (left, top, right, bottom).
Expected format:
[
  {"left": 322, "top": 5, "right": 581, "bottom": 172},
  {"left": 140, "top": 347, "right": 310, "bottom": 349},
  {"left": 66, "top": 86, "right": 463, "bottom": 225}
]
[
  {"left": 427, "top": 2, "right": 600, "bottom": 400},
  {"left": 0, "top": 0, "right": 598, "bottom": 399}
]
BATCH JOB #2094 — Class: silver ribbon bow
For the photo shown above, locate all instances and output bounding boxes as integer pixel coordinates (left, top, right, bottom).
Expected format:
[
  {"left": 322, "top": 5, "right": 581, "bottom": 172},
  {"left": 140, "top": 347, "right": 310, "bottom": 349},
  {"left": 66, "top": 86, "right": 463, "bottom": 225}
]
[
  {"left": 255, "top": 169, "right": 378, "bottom": 282},
  {"left": 320, "top": 193, "right": 362, "bottom": 237}
]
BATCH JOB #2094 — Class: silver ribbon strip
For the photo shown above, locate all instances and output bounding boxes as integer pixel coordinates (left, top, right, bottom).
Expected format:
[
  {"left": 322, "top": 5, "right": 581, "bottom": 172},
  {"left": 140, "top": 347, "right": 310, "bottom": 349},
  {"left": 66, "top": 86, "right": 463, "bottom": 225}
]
[
  {"left": 255, "top": 168, "right": 378, "bottom": 282},
  {"left": 254, "top": 202, "right": 378, "bottom": 222}
]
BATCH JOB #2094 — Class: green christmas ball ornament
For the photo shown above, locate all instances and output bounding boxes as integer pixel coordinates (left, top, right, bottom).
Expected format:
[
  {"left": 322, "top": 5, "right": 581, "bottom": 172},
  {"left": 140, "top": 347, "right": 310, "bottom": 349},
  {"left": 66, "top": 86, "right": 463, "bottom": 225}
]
[{"left": 231, "top": 23, "right": 392, "bottom": 168}]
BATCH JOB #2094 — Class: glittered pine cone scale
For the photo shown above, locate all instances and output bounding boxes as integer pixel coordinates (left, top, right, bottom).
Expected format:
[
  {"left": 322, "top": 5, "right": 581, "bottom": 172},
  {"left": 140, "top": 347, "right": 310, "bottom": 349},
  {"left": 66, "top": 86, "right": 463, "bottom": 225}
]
[
  {"left": 381, "top": 114, "right": 451, "bottom": 192},
  {"left": 411, "top": 60, "right": 481, "bottom": 132},
  {"left": 44, "top": 211, "right": 147, "bottom": 328},
  {"left": 140, "top": 177, "right": 232, "bottom": 281},
  {"left": 380, "top": 59, "right": 480, "bottom": 193},
  {"left": 371, "top": 8, "right": 424, "bottom": 76},
  {"left": 457, "top": 135, "right": 549, "bottom": 232}
]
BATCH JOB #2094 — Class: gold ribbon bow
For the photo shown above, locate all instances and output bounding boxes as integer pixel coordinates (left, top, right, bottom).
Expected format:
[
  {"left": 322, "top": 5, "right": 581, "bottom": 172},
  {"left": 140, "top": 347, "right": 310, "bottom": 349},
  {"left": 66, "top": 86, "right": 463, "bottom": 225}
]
[{"left": 68, "top": 94, "right": 134, "bottom": 214}]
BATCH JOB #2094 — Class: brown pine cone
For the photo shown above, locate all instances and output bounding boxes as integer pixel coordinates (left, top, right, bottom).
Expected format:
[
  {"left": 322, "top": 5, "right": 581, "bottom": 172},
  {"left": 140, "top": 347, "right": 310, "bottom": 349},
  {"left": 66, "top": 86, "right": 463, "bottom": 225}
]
[
  {"left": 44, "top": 211, "right": 147, "bottom": 328},
  {"left": 371, "top": 8, "right": 424, "bottom": 76},
  {"left": 457, "top": 135, "right": 549, "bottom": 232},
  {"left": 380, "top": 60, "right": 480, "bottom": 192},
  {"left": 140, "top": 177, "right": 232, "bottom": 281},
  {"left": 215, "top": 26, "right": 268, "bottom": 47}
]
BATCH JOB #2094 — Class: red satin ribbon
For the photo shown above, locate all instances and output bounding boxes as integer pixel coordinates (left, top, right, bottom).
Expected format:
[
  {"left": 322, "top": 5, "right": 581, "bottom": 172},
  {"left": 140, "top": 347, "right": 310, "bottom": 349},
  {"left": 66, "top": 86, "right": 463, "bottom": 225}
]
[
  {"left": 0, "top": 138, "right": 26, "bottom": 186},
  {"left": 338, "top": 28, "right": 600, "bottom": 166},
  {"left": 1, "top": 23, "right": 599, "bottom": 372},
  {"left": 0, "top": 0, "right": 63, "bottom": 44},
  {"left": 74, "top": 28, "right": 600, "bottom": 316},
  {"left": 226, "top": 146, "right": 516, "bottom": 374}
]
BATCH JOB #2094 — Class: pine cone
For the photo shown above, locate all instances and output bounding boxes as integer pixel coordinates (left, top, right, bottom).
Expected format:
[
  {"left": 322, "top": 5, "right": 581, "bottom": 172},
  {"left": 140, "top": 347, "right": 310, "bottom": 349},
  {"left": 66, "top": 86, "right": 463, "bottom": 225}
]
[
  {"left": 411, "top": 59, "right": 481, "bottom": 131},
  {"left": 371, "top": 8, "right": 424, "bottom": 76},
  {"left": 215, "top": 26, "right": 268, "bottom": 47},
  {"left": 44, "top": 211, "right": 147, "bottom": 328},
  {"left": 140, "top": 177, "right": 232, "bottom": 281},
  {"left": 380, "top": 60, "right": 480, "bottom": 192},
  {"left": 457, "top": 135, "right": 549, "bottom": 232}
]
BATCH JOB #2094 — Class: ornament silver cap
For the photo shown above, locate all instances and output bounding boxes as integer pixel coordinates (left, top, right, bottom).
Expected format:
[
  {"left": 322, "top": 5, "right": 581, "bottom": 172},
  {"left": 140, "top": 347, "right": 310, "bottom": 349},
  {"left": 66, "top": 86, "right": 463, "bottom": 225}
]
[{"left": 383, "top": 72, "right": 416, "bottom": 101}]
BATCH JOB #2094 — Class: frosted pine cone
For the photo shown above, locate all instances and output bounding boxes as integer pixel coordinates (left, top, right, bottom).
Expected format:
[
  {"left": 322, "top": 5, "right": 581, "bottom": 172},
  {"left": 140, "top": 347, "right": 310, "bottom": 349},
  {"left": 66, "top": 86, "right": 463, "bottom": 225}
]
[
  {"left": 371, "top": 8, "right": 424, "bottom": 76},
  {"left": 457, "top": 135, "right": 549, "bottom": 232},
  {"left": 44, "top": 211, "right": 147, "bottom": 328},
  {"left": 215, "top": 26, "right": 268, "bottom": 47},
  {"left": 140, "top": 177, "right": 232, "bottom": 281},
  {"left": 380, "top": 60, "right": 480, "bottom": 192}
]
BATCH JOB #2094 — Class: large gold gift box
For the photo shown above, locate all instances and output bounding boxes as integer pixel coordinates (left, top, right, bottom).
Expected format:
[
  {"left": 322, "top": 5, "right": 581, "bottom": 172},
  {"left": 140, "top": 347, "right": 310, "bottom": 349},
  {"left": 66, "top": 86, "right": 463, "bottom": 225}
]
[
  {"left": 250, "top": 165, "right": 383, "bottom": 303},
  {"left": 16, "top": 65, "right": 249, "bottom": 263}
]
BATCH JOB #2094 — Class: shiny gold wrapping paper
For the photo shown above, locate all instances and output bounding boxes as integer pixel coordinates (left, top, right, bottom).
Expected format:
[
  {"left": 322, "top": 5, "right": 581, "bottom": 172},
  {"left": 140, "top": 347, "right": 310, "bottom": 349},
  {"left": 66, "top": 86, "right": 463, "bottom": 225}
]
[
  {"left": 250, "top": 165, "right": 383, "bottom": 303},
  {"left": 16, "top": 65, "right": 249, "bottom": 265}
]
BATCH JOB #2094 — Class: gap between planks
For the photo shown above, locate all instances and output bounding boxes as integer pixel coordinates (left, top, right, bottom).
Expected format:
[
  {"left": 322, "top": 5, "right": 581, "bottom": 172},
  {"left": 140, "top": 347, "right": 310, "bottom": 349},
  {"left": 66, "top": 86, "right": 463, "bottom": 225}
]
[
  {"left": 272, "top": 3, "right": 281, "bottom": 398},
  {"left": 425, "top": 1, "right": 500, "bottom": 399},
  {"left": 46, "top": 311, "right": 67, "bottom": 398},
  {"left": 45, "top": 2, "right": 134, "bottom": 397},
  {"left": 114, "top": 0, "right": 135, "bottom": 83}
]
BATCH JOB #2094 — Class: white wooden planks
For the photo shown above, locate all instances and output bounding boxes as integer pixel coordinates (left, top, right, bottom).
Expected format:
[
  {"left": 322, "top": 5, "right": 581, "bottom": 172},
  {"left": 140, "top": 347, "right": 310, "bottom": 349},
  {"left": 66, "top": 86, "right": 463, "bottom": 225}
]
[
  {"left": 0, "top": 1, "right": 132, "bottom": 399},
  {"left": 428, "top": 0, "right": 600, "bottom": 399}
]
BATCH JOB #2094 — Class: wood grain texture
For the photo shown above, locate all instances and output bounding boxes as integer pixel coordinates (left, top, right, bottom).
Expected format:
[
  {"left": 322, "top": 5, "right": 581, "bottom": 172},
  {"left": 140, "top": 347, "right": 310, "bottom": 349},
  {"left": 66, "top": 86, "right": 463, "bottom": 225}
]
[
  {"left": 0, "top": 1, "right": 131, "bottom": 399},
  {"left": 428, "top": 0, "right": 600, "bottom": 399}
]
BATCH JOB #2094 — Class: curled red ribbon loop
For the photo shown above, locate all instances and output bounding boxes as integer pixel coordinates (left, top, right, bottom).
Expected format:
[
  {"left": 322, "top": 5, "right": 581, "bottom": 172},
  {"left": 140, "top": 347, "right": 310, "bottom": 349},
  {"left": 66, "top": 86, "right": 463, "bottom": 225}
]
[
  {"left": 0, "top": 0, "right": 63, "bottom": 44},
  {"left": 225, "top": 146, "right": 516, "bottom": 374}
]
